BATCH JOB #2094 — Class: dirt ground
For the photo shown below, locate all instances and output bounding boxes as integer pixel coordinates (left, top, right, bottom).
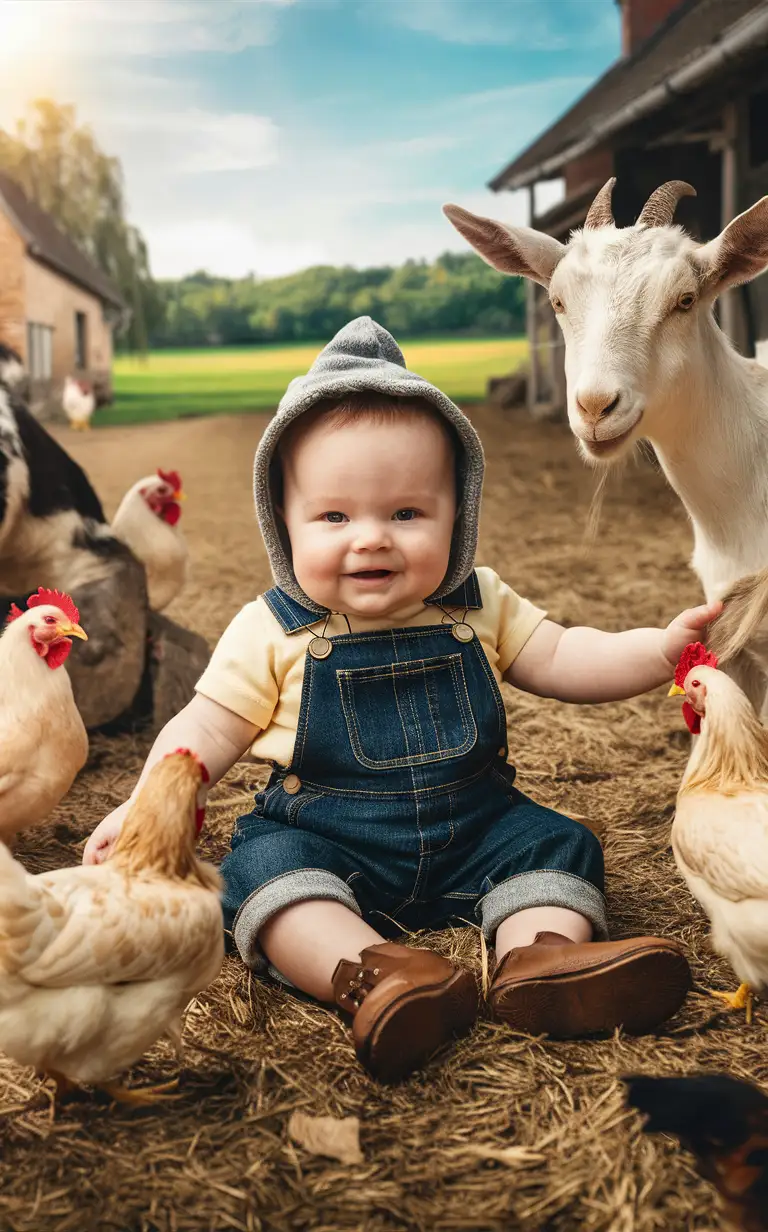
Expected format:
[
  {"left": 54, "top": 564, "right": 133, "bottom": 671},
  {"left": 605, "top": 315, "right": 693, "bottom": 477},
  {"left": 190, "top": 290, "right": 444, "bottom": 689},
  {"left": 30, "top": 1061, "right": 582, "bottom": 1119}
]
[{"left": 0, "top": 406, "right": 765, "bottom": 1232}]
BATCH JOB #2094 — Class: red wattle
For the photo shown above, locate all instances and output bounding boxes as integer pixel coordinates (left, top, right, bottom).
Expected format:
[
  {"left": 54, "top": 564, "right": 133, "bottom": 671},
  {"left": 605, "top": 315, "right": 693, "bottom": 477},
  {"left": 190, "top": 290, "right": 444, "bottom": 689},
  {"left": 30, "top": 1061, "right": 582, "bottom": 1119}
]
[
  {"left": 682, "top": 702, "right": 701, "bottom": 735},
  {"left": 28, "top": 630, "right": 72, "bottom": 669},
  {"left": 160, "top": 501, "right": 181, "bottom": 527}
]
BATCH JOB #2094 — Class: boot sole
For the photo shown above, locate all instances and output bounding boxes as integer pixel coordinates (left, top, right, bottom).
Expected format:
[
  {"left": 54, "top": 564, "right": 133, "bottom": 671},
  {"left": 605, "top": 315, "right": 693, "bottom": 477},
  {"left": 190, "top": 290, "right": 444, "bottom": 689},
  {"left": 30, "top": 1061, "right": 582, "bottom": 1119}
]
[
  {"left": 359, "top": 967, "right": 479, "bottom": 1083},
  {"left": 492, "top": 946, "right": 691, "bottom": 1038}
]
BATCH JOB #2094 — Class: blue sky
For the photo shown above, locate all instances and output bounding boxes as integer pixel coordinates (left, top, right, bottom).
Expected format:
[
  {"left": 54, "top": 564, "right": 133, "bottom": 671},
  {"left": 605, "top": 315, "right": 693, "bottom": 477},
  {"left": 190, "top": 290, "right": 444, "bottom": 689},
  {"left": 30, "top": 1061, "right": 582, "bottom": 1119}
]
[{"left": 0, "top": 0, "right": 620, "bottom": 278}]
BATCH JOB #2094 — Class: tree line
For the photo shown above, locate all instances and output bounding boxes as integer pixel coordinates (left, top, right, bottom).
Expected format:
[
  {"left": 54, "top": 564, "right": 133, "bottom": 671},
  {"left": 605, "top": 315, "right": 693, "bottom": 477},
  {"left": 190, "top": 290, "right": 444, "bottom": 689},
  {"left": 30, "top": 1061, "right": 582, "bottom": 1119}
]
[
  {"left": 151, "top": 255, "right": 525, "bottom": 348},
  {"left": 1, "top": 101, "right": 525, "bottom": 352}
]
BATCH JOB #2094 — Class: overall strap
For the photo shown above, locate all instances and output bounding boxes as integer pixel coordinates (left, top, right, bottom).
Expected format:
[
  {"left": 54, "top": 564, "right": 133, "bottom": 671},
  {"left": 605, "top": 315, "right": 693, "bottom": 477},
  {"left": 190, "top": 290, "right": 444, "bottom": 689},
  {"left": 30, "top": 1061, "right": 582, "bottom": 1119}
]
[{"left": 263, "top": 570, "right": 482, "bottom": 635}]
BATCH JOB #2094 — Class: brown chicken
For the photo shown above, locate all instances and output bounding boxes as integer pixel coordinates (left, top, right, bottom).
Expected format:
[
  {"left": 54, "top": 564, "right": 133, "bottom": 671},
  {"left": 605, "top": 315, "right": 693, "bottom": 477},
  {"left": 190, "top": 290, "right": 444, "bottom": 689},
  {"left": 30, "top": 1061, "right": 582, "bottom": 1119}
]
[
  {"left": 625, "top": 1074, "right": 768, "bottom": 1231},
  {"left": 0, "top": 588, "right": 88, "bottom": 840},
  {"left": 0, "top": 749, "right": 223, "bottom": 1102}
]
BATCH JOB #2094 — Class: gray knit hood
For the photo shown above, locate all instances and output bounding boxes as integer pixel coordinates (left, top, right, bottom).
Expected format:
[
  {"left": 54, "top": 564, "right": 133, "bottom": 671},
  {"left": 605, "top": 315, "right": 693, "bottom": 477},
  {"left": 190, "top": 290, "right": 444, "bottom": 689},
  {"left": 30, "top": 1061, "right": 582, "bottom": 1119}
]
[{"left": 254, "top": 316, "right": 485, "bottom": 613}]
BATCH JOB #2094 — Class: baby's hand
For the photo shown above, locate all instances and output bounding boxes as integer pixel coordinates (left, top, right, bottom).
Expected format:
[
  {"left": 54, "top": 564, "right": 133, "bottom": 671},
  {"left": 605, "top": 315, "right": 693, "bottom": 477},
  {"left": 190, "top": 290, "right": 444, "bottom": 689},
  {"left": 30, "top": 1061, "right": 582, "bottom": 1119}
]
[
  {"left": 662, "top": 600, "right": 723, "bottom": 669},
  {"left": 82, "top": 800, "right": 131, "bottom": 865}
]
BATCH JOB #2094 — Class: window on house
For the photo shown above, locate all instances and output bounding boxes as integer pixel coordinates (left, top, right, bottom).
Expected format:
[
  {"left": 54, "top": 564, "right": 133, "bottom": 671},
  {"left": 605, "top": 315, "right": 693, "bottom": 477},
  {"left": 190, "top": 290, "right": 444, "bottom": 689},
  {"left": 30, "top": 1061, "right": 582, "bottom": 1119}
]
[
  {"left": 75, "top": 312, "right": 88, "bottom": 369},
  {"left": 26, "top": 323, "right": 53, "bottom": 382}
]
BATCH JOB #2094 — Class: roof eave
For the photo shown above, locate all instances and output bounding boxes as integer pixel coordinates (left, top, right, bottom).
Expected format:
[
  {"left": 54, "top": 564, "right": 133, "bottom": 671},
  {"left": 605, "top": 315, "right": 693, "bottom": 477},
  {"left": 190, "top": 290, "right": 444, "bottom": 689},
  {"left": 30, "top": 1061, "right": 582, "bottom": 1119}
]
[
  {"left": 490, "top": 3, "right": 768, "bottom": 192},
  {"left": 0, "top": 184, "right": 124, "bottom": 312}
]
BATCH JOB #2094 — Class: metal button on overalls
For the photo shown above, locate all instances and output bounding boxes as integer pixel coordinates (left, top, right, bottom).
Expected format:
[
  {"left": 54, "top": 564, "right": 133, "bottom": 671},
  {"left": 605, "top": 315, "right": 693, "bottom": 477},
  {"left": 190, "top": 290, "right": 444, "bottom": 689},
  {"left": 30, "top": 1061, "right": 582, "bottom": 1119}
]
[{"left": 283, "top": 773, "right": 301, "bottom": 795}]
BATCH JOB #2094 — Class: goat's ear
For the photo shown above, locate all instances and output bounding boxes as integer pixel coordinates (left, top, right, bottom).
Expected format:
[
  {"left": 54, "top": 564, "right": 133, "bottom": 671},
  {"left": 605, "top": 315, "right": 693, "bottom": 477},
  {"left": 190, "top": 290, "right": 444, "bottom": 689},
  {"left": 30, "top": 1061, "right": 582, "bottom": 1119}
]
[
  {"left": 694, "top": 196, "right": 768, "bottom": 294},
  {"left": 442, "top": 204, "right": 565, "bottom": 288}
]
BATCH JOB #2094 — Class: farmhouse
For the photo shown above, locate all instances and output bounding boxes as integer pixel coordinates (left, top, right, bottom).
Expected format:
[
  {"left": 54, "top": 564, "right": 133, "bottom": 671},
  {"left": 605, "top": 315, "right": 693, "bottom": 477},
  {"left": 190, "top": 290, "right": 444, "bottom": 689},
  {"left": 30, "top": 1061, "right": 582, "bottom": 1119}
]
[
  {"left": 490, "top": 0, "right": 768, "bottom": 417},
  {"left": 0, "top": 171, "right": 124, "bottom": 419}
]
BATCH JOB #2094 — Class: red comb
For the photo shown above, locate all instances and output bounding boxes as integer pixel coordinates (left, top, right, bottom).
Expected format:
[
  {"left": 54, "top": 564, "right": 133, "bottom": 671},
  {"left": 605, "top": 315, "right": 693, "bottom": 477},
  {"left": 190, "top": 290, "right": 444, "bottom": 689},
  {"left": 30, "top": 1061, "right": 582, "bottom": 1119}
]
[
  {"left": 167, "top": 747, "right": 210, "bottom": 783},
  {"left": 25, "top": 588, "right": 79, "bottom": 624},
  {"left": 674, "top": 642, "right": 718, "bottom": 687},
  {"left": 5, "top": 603, "right": 23, "bottom": 624},
  {"left": 158, "top": 468, "right": 182, "bottom": 492}
]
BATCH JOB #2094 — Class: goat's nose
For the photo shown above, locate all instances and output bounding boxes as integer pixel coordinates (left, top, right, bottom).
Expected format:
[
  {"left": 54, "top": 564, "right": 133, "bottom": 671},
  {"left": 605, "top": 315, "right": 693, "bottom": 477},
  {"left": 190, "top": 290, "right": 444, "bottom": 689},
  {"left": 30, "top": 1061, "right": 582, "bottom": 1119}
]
[{"left": 575, "top": 388, "right": 621, "bottom": 423}]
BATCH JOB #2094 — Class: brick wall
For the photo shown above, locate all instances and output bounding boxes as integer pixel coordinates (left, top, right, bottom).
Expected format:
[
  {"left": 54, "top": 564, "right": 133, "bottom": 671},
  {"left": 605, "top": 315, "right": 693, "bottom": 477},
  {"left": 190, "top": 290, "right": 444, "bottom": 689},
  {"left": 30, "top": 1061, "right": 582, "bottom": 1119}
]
[
  {"left": 25, "top": 255, "right": 113, "bottom": 418},
  {"left": 618, "top": 0, "right": 686, "bottom": 55},
  {"left": 565, "top": 149, "right": 614, "bottom": 197},
  {"left": 0, "top": 210, "right": 26, "bottom": 358}
]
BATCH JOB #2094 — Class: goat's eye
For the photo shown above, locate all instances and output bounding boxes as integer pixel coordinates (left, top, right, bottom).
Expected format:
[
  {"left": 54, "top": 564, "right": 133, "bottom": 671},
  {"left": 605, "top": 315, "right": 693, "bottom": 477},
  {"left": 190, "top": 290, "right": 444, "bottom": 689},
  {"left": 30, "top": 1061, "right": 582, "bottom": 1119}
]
[
  {"left": 677, "top": 292, "right": 696, "bottom": 311},
  {"left": 551, "top": 296, "right": 565, "bottom": 314}
]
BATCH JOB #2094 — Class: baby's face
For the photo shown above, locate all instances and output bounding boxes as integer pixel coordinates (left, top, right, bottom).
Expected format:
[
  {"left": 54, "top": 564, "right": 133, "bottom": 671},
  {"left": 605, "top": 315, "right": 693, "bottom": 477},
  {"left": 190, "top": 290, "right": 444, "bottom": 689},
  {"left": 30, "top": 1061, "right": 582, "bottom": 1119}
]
[{"left": 281, "top": 414, "right": 456, "bottom": 619}]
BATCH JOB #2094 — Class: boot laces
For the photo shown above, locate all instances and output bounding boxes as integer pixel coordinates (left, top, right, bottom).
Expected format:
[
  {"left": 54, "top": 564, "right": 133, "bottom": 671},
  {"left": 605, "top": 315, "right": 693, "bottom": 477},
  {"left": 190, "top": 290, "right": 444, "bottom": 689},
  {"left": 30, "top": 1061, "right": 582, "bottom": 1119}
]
[{"left": 340, "top": 964, "right": 381, "bottom": 1009}]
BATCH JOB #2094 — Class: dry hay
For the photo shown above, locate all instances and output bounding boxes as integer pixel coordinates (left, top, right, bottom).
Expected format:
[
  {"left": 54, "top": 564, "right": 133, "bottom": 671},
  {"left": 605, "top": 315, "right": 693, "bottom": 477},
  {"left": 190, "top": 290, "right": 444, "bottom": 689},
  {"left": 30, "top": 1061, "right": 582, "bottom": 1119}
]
[{"left": 0, "top": 406, "right": 764, "bottom": 1232}]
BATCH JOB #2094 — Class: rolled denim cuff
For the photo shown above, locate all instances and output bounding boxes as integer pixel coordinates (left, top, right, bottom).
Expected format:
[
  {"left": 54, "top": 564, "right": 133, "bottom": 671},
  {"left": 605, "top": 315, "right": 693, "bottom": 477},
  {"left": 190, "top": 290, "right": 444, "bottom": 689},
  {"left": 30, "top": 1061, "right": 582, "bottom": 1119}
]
[
  {"left": 479, "top": 870, "right": 609, "bottom": 943},
  {"left": 233, "top": 868, "right": 362, "bottom": 974}
]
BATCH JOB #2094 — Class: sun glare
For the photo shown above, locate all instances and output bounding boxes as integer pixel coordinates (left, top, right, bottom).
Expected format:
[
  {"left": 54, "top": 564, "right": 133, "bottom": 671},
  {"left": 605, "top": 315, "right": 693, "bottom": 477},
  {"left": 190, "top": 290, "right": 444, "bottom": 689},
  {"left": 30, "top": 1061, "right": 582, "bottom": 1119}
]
[{"left": 0, "top": 1, "right": 50, "bottom": 63}]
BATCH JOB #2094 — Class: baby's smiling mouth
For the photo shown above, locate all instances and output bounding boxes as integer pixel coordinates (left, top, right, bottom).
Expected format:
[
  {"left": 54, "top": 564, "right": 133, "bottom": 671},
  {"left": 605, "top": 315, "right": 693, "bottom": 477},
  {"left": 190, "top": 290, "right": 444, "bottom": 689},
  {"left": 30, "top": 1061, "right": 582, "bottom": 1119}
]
[{"left": 346, "top": 569, "right": 394, "bottom": 581}]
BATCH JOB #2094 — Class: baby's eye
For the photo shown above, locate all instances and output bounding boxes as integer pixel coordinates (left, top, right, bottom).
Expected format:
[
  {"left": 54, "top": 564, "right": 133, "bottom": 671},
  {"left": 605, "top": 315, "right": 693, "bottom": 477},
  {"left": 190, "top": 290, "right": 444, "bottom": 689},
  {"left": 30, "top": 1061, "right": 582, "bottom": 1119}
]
[
  {"left": 322, "top": 511, "right": 347, "bottom": 524},
  {"left": 393, "top": 509, "right": 419, "bottom": 522}
]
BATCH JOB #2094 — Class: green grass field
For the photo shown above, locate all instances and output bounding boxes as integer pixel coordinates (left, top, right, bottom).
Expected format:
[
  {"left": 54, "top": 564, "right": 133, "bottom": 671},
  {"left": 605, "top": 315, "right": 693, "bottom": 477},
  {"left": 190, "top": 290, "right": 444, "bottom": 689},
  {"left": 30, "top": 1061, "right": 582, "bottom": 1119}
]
[{"left": 105, "top": 336, "right": 528, "bottom": 425}]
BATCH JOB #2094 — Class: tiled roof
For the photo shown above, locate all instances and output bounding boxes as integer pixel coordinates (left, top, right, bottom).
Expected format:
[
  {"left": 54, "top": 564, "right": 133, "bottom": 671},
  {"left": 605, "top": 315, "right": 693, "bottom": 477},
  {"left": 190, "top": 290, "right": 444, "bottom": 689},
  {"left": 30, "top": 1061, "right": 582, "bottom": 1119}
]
[
  {"left": 491, "top": 0, "right": 768, "bottom": 190},
  {"left": 0, "top": 172, "right": 124, "bottom": 309}
]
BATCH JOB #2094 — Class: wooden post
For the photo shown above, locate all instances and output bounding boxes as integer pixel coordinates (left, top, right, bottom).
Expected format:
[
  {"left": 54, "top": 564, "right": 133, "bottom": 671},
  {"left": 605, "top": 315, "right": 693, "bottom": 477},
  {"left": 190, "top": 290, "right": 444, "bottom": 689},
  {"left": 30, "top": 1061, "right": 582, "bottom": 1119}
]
[
  {"left": 720, "top": 101, "right": 739, "bottom": 344},
  {"left": 526, "top": 183, "right": 539, "bottom": 415}
]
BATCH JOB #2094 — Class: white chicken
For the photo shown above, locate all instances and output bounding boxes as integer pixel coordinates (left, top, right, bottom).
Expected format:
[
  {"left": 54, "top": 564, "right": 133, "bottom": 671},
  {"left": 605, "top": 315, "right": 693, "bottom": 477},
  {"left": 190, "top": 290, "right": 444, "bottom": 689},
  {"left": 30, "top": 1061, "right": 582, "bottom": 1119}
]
[
  {"left": 112, "top": 470, "right": 188, "bottom": 611},
  {"left": 669, "top": 641, "right": 768, "bottom": 1022},
  {"left": 0, "top": 588, "right": 88, "bottom": 841},
  {"left": 62, "top": 377, "right": 96, "bottom": 431},
  {"left": 0, "top": 749, "right": 223, "bottom": 1103}
]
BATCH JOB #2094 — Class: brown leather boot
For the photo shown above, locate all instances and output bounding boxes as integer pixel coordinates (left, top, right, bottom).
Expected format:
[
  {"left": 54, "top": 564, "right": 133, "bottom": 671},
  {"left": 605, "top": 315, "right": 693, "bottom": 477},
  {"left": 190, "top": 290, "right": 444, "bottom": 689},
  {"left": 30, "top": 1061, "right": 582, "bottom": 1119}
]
[
  {"left": 332, "top": 942, "right": 479, "bottom": 1082},
  {"left": 489, "top": 931, "right": 691, "bottom": 1038}
]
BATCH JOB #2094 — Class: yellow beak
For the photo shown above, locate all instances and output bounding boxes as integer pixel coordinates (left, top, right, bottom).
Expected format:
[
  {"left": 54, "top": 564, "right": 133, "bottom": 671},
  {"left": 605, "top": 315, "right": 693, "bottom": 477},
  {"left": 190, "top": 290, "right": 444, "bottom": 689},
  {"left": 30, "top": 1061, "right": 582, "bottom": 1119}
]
[
  {"left": 174, "top": 489, "right": 186, "bottom": 502},
  {"left": 668, "top": 683, "right": 685, "bottom": 697},
  {"left": 57, "top": 621, "right": 88, "bottom": 642}
]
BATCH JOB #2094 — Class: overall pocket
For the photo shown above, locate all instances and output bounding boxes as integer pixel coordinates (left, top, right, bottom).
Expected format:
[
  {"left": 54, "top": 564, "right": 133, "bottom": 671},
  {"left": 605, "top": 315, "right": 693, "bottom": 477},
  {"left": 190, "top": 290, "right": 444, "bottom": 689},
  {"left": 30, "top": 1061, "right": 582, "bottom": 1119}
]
[{"left": 337, "top": 653, "right": 477, "bottom": 769}]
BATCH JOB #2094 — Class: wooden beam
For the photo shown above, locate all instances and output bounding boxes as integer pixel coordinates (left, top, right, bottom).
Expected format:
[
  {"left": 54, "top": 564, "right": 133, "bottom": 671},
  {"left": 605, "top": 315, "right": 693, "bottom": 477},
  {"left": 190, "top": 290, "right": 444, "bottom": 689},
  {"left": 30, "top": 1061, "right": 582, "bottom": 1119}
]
[
  {"left": 720, "top": 101, "right": 739, "bottom": 343},
  {"left": 526, "top": 184, "right": 539, "bottom": 414}
]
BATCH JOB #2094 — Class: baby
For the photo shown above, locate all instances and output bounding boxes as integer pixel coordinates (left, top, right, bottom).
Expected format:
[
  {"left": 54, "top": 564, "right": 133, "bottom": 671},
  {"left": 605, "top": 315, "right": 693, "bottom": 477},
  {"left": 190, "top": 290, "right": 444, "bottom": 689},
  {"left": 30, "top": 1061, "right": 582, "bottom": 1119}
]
[{"left": 85, "top": 317, "right": 717, "bottom": 1083}]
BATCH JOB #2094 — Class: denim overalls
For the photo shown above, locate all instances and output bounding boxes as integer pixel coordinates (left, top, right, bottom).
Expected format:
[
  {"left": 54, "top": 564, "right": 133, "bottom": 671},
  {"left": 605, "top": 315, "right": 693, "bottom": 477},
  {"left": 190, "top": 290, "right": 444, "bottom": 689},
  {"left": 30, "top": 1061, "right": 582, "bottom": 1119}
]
[{"left": 223, "top": 572, "right": 607, "bottom": 972}]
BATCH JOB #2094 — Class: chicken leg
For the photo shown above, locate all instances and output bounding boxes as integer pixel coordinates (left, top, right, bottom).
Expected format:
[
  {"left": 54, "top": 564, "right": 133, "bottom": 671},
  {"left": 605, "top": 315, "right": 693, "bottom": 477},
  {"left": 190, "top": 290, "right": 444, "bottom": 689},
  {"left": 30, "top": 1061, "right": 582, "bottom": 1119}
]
[
  {"left": 100, "top": 1078, "right": 181, "bottom": 1106},
  {"left": 708, "top": 982, "right": 755, "bottom": 1023}
]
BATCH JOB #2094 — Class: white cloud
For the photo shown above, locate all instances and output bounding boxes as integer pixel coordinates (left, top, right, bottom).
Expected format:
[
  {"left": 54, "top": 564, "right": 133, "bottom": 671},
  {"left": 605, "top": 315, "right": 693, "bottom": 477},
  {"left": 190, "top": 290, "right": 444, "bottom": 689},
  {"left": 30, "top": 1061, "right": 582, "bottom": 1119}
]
[
  {"left": 0, "top": 0, "right": 297, "bottom": 58},
  {"left": 143, "top": 219, "right": 325, "bottom": 279},
  {"left": 384, "top": 0, "right": 618, "bottom": 49},
  {"left": 106, "top": 108, "right": 280, "bottom": 175}
]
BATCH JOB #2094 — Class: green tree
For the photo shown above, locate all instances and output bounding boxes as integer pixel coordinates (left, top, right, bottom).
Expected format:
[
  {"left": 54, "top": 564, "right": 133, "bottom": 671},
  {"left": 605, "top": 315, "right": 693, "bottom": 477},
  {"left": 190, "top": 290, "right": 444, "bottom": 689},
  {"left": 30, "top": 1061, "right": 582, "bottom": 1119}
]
[{"left": 0, "top": 99, "right": 157, "bottom": 352}]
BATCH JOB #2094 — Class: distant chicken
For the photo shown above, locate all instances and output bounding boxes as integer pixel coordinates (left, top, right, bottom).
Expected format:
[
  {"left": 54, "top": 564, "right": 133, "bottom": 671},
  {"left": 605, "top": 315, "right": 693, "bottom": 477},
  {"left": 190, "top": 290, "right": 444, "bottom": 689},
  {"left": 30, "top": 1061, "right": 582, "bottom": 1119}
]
[
  {"left": 669, "top": 642, "right": 768, "bottom": 1021},
  {"left": 0, "top": 589, "right": 88, "bottom": 841},
  {"left": 62, "top": 376, "right": 96, "bottom": 431},
  {"left": 0, "top": 750, "right": 223, "bottom": 1103},
  {"left": 112, "top": 470, "right": 188, "bottom": 611},
  {"left": 625, "top": 1073, "right": 768, "bottom": 1231}
]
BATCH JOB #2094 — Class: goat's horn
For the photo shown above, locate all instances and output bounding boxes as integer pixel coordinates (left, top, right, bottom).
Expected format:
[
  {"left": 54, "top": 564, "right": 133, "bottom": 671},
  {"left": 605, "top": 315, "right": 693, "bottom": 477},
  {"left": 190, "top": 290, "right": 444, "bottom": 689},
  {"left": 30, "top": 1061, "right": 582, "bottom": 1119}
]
[
  {"left": 637, "top": 181, "right": 697, "bottom": 227},
  {"left": 584, "top": 178, "right": 616, "bottom": 229}
]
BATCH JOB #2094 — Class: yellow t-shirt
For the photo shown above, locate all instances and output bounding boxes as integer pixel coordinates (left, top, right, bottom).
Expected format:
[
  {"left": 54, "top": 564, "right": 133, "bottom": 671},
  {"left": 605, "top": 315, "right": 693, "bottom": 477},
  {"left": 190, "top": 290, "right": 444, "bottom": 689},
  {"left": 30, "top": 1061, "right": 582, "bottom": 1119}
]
[{"left": 195, "top": 565, "right": 546, "bottom": 767}]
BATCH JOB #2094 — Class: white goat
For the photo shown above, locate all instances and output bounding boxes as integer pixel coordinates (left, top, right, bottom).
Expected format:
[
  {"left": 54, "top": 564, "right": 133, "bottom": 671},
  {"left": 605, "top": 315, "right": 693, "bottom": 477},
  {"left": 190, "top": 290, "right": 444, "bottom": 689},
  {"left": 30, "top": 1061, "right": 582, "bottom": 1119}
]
[{"left": 444, "top": 181, "right": 768, "bottom": 705}]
